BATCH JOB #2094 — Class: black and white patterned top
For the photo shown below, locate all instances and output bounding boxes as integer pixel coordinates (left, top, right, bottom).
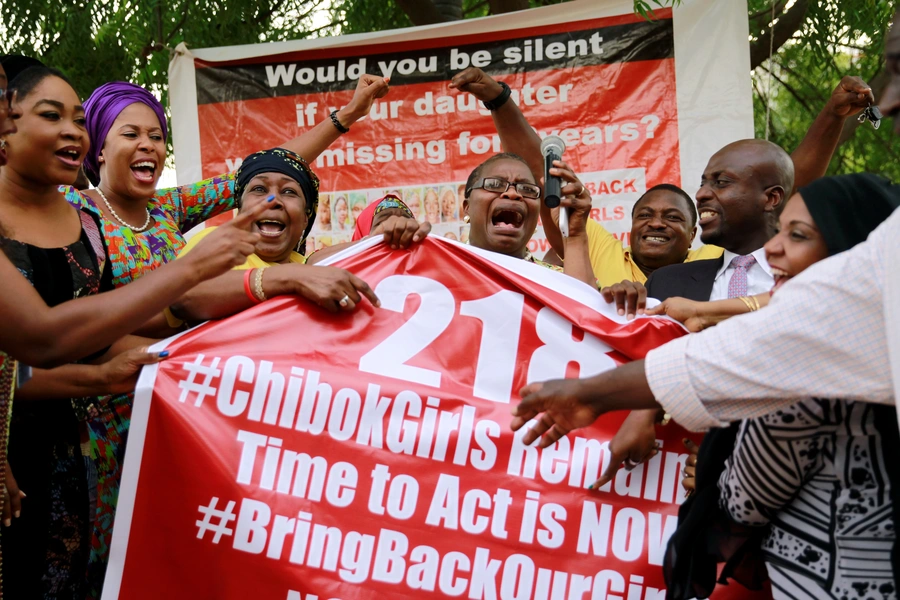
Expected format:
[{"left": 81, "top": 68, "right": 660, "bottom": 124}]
[{"left": 719, "top": 399, "right": 898, "bottom": 600}]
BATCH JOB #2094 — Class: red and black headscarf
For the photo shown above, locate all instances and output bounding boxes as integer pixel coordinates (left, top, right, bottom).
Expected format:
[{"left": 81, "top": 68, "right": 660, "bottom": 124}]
[{"left": 351, "top": 195, "right": 413, "bottom": 241}]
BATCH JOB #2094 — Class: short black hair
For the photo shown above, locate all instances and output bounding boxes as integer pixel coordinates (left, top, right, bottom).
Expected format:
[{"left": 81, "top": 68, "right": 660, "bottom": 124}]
[
  {"left": 0, "top": 55, "right": 45, "bottom": 84},
  {"left": 465, "top": 152, "right": 532, "bottom": 198},
  {"left": 9, "top": 66, "right": 74, "bottom": 101},
  {"left": 631, "top": 183, "right": 698, "bottom": 227}
]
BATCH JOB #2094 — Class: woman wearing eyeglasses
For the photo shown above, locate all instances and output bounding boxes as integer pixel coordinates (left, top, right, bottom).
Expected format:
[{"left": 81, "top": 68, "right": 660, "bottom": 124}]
[{"left": 460, "top": 152, "right": 596, "bottom": 285}]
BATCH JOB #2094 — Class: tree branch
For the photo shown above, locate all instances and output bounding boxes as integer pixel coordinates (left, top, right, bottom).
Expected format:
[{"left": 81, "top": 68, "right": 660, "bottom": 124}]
[
  {"left": 282, "top": 0, "right": 330, "bottom": 26},
  {"left": 256, "top": 0, "right": 288, "bottom": 28},
  {"left": 751, "top": 76, "right": 769, "bottom": 133},
  {"left": 301, "top": 18, "right": 344, "bottom": 37},
  {"left": 748, "top": 0, "right": 788, "bottom": 21},
  {"left": 772, "top": 59, "right": 828, "bottom": 103},
  {"left": 758, "top": 63, "right": 815, "bottom": 113},
  {"left": 166, "top": 1, "right": 192, "bottom": 44},
  {"left": 749, "top": 0, "right": 810, "bottom": 69},
  {"left": 156, "top": 0, "right": 165, "bottom": 47}
]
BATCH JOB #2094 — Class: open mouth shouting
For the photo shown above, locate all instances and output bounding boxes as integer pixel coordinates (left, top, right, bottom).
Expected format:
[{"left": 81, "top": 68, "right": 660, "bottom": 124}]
[
  {"left": 490, "top": 203, "right": 526, "bottom": 235},
  {"left": 131, "top": 160, "right": 158, "bottom": 183},
  {"left": 256, "top": 219, "right": 287, "bottom": 238},
  {"left": 55, "top": 145, "right": 83, "bottom": 168}
]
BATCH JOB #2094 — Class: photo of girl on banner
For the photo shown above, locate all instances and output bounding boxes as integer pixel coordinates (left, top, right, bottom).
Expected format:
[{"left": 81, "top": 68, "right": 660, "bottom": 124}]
[
  {"left": 403, "top": 187, "right": 424, "bottom": 222},
  {"left": 331, "top": 193, "right": 351, "bottom": 231},
  {"left": 349, "top": 192, "right": 367, "bottom": 226},
  {"left": 316, "top": 194, "right": 332, "bottom": 232},
  {"left": 423, "top": 186, "right": 441, "bottom": 224},
  {"left": 441, "top": 185, "right": 459, "bottom": 222}
]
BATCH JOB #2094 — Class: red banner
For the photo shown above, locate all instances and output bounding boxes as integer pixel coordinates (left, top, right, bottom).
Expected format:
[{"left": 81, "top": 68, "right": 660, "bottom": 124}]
[
  {"left": 104, "top": 238, "right": 698, "bottom": 599},
  {"left": 176, "top": 9, "right": 683, "bottom": 255}
]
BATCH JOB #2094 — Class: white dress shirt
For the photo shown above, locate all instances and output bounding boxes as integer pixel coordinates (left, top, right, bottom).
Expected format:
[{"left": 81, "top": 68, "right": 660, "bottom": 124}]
[
  {"left": 708, "top": 247, "right": 773, "bottom": 301},
  {"left": 644, "top": 207, "right": 899, "bottom": 432}
]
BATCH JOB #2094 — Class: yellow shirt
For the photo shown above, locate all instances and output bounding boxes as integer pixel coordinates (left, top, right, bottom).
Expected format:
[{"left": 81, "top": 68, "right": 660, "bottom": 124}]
[
  {"left": 586, "top": 219, "right": 723, "bottom": 288},
  {"left": 179, "top": 226, "right": 306, "bottom": 269}
]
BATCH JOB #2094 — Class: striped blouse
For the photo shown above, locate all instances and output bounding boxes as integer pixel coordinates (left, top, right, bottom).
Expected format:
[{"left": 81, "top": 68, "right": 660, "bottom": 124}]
[{"left": 719, "top": 399, "right": 897, "bottom": 600}]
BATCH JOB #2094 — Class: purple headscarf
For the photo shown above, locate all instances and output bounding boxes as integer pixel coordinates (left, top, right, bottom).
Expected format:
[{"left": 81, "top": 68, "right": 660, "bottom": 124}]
[{"left": 83, "top": 81, "right": 168, "bottom": 186}]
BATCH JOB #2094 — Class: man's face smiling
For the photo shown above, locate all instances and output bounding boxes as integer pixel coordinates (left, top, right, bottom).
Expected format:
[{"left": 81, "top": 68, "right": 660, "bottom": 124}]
[
  {"left": 629, "top": 190, "right": 695, "bottom": 271},
  {"left": 694, "top": 143, "right": 780, "bottom": 254}
]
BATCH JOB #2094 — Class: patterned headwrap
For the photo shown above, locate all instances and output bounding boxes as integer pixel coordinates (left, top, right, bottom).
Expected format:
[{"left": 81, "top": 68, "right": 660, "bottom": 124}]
[
  {"left": 351, "top": 195, "right": 413, "bottom": 241},
  {"left": 83, "top": 81, "right": 168, "bottom": 186},
  {"left": 235, "top": 147, "right": 320, "bottom": 253}
]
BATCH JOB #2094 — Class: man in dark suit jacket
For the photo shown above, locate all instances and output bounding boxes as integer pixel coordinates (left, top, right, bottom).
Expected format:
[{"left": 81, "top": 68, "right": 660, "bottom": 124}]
[{"left": 646, "top": 139, "right": 793, "bottom": 302}]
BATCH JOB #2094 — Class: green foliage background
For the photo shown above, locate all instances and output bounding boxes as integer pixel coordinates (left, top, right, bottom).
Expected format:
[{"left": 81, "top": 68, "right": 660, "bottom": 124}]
[{"left": 1, "top": 0, "right": 897, "bottom": 178}]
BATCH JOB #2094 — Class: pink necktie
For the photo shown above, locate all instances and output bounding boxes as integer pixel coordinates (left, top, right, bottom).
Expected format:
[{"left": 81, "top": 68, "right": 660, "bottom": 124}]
[{"left": 727, "top": 255, "right": 757, "bottom": 298}]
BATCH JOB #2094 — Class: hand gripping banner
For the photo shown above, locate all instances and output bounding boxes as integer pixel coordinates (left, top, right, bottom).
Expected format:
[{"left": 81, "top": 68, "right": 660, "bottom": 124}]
[{"left": 103, "top": 238, "right": 699, "bottom": 600}]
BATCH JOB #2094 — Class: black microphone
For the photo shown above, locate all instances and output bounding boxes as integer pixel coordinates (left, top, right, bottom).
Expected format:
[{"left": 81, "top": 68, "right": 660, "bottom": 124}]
[{"left": 541, "top": 135, "right": 566, "bottom": 209}]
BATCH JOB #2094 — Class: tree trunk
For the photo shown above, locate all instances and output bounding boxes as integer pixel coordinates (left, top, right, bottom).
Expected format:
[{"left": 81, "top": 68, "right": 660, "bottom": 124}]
[{"left": 749, "top": 0, "right": 809, "bottom": 69}]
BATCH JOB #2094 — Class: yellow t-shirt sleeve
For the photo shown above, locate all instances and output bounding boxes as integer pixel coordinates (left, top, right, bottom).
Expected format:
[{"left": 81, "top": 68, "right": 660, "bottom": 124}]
[
  {"left": 178, "top": 225, "right": 260, "bottom": 270},
  {"left": 686, "top": 244, "right": 724, "bottom": 262},
  {"left": 586, "top": 219, "right": 635, "bottom": 288},
  {"left": 586, "top": 219, "right": 622, "bottom": 269}
]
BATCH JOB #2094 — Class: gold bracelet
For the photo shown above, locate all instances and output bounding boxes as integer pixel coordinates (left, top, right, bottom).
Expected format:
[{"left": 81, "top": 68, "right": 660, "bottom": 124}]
[
  {"left": 738, "top": 296, "right": 757, "bottom": 312},
  {"left": 746, "top": 295, "right": 760, "bottom": 311},
  {"left": 252, "top": 266, "right": 268, "bottom": 302}
]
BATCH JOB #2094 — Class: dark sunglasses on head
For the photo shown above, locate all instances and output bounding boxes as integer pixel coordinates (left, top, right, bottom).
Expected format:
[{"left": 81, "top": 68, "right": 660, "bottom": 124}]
[{"left": 466, "top": 177, "right": 541, "bottom": 199}]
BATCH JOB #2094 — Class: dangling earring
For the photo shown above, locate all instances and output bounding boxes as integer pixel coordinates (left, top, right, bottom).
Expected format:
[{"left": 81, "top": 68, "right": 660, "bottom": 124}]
[
  {"left": 0, "top": 139, "right": 6, "bottom": 150},
  {"left": 463, "top": 215, "right": 470, "bottom": 223}
]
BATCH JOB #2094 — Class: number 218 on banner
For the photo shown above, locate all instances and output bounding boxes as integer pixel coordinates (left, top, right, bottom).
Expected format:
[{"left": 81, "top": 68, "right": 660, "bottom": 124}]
[{"left": 358, "top": 275, "right": 618, "bottom": 403}]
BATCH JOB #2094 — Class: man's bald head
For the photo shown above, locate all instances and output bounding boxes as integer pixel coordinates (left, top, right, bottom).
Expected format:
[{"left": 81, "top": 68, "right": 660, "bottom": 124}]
[
  {"left": 715, "top": 139, "right": 795, "bottom": 197},
  {"left": 696, "top": 139, "right": 793, "bottom": 254}
]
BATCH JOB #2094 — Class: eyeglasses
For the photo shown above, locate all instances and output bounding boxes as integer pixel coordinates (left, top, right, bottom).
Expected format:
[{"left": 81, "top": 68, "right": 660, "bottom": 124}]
[{"left": 467, "top": 177, "right": 541, "bottom": 199}]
